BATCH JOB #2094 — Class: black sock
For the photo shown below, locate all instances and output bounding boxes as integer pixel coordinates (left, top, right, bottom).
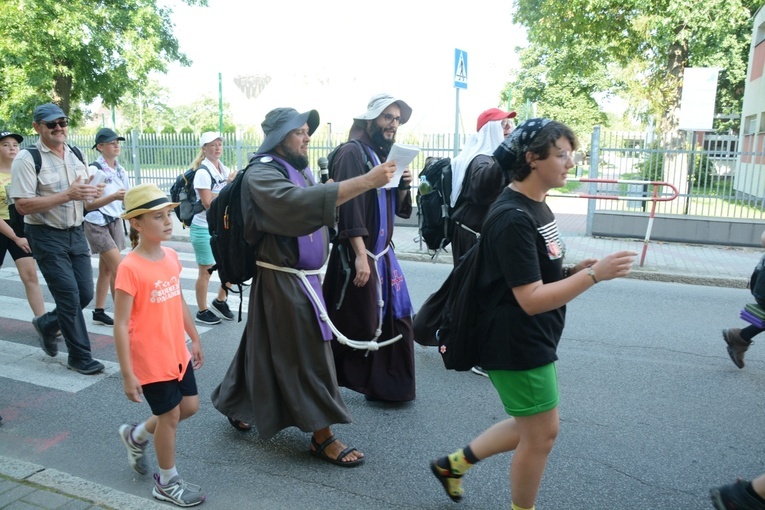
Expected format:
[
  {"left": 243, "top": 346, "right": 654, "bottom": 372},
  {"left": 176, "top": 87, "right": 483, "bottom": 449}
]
[
  {"left": 463, "top": 445, "right": 480, "bottom": 464},
  {"left": 95, "top": 308, "right": 104, "bottom": 313}
]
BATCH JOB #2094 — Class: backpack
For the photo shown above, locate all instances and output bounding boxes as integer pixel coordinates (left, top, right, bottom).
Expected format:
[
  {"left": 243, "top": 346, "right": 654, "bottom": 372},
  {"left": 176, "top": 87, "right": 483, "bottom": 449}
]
[
  {"left": 326, "top": 139, "right": 372, "bottom": 182},
  {"left": 416, "top": 157, "right": 455, "bottom": 254},
  {"left": 206, "top": 155, "right": 287, "bottom": 321},
  {"left": 8, "top": 145, "right": 87, "bottom": 236},
  {"left": 169, "top": 164, "right": 213, "bottom": 227},
  {"left": 412, "top": 204, "right": 511, "bottom": 370}
]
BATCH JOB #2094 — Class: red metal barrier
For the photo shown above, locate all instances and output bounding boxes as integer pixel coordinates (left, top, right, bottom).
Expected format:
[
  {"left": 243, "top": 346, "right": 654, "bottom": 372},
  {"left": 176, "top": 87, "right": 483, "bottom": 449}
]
[{"left": 548, "top": 178, "right": 680, "bottom": 268}]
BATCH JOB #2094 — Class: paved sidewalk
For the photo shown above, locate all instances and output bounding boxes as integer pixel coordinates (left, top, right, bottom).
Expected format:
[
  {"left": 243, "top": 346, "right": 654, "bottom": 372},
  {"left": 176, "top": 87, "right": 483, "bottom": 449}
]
[
  {"left": 167, "top": 201, "right": 761, "bottom": 288},
  {"left": 0, "top": 456, "right": 165, "bottom": 510},
  {"left": 2, "top": 202, "right": 763, "bottom": 508}
]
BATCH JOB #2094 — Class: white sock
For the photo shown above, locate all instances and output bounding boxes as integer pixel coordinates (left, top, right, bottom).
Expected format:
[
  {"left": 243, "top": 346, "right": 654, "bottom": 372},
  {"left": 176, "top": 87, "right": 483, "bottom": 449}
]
[
  {"left": 132, "top": 422, "right": 151, "bottom": 444},
  {"left": 159, "top": 466, "right": 178, "bottom": 485}
]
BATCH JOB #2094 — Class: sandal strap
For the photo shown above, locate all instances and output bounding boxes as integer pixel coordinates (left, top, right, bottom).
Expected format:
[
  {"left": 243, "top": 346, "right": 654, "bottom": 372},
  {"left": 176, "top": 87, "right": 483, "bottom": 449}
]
[
  {"left": 311, "top": 434, "right": 338, "bottom": 455},
  {"left": 335, "top": 446, "right": 358, "bottom": 462}
]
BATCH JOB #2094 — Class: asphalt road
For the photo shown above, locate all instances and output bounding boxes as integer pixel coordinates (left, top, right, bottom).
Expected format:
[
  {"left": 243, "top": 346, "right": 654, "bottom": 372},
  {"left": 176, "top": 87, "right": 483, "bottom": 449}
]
[{"left": 1, "top": 253, "right": 763, "bottom": 509}]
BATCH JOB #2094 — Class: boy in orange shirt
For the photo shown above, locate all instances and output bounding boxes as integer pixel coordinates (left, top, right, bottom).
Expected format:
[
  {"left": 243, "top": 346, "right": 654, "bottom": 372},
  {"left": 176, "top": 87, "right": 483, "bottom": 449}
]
[{"left": 113, "top": 183, "right": 205, "bottom": 507}]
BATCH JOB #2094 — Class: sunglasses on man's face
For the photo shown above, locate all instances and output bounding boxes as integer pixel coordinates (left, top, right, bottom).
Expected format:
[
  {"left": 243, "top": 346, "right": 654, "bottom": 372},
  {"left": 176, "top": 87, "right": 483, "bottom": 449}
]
[{"left": 39, "top": 119, "right": 69, "bottom": 129}]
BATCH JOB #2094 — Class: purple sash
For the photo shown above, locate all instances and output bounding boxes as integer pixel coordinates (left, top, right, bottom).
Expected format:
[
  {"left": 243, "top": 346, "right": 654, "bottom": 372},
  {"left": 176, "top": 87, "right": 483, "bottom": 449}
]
[
  {"left": 365, "top": 147, "right": 413, "bottom": 320},
  {"left": 267, "top": 154, "right": 332, "bottom": 340}
]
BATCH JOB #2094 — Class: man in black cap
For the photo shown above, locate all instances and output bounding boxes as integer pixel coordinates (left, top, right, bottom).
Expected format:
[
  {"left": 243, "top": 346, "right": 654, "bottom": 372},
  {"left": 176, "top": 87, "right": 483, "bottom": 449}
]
[
  {"left": 321, "top": 93, "right": 417, "bottom": 403},
  {"left": 211, "top": 107, "right": 396, "bottom": 466},
  {"left": 10, "top": 102, "right": 105, "bottom": 375},
  {"left": 83, "top": 128, "right": 130, "bottom": 327}
]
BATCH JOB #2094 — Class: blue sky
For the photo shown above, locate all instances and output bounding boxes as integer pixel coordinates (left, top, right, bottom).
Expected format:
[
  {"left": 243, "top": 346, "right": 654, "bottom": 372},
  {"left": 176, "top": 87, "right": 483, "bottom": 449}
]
[{"left": 156, "top": 0, "right": 528, "bottom": 134}]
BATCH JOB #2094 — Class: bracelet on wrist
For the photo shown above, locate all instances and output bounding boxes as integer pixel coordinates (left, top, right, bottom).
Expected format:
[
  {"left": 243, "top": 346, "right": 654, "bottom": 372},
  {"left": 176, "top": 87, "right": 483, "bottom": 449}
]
[{"left": 587, "top": 266, "right": 598, "bottom": 284}]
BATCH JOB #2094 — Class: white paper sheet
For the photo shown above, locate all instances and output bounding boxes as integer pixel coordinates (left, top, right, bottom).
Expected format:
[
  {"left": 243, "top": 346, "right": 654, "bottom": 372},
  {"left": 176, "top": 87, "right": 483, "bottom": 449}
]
[{"left": 385, "top": 143, "right": 420, "bottom": 189}]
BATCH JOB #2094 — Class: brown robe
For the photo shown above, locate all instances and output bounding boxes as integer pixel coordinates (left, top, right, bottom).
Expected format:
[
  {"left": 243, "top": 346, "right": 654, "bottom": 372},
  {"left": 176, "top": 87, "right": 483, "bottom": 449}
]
[
  {"left": 322, "top": 127, "right": 416, "bottom": 402},
  {"left": 211, "top": 157, "right": 352, "bottom": 440}
]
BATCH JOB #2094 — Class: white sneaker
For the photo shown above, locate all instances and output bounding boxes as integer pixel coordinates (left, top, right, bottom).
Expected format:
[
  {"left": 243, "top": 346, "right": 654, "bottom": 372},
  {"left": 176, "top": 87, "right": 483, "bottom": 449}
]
[
  {"left": 152, "top": 473, "right": 206, "bottom": 507},
  {"left": 118, "top": 423, "right": 149, "bottom": 475}
]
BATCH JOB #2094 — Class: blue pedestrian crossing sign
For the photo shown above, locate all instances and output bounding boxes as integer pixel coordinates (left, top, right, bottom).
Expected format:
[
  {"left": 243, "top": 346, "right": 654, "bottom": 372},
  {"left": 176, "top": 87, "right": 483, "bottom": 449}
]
[{"left": 454, "top": 49, "right": 468, "bottom": 89}]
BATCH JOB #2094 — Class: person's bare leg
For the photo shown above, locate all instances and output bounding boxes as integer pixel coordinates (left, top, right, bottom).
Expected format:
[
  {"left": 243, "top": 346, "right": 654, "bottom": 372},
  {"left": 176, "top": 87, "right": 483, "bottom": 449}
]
[
  {"left": 752, "top": 472, "right": 765, "bottom": 498},
  {"left": 195, "top": 265, "right": 212, "bottom": 310},
  {"left": 94, "top": 248, "right": 122, "bottom": 311},
  {"left": 15, "top": 257, "right": 45, "bottom": 316},
  {"left": 508, "top": 408, "right": 559, "bottom": 509}
]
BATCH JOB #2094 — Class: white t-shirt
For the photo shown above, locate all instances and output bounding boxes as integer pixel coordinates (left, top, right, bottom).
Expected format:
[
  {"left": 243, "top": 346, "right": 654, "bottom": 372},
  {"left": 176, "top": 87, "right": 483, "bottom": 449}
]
[
  {"left": 191, "top": 158, "right": 229, "bottom": 228},
  {"left": 84, "top": 159, "right": 130, "bottom": 226}
]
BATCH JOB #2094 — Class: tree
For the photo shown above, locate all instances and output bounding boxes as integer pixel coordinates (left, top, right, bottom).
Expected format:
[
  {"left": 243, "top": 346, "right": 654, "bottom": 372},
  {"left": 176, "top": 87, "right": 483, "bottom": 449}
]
[
  {"left": 0, "top": 0, "right": 206, "bottom": 131},
  {"left": 510, "top": 0, "right": 760, "bottom": 132},
  {"left": 119, "top": 81, "right": 173, "bottom": 133},
  {"left": 170, "top": 97, "right": 236, "bottom": 134},
  {"left": 502, "top": 45, "right": 609, "bottom": 148}
]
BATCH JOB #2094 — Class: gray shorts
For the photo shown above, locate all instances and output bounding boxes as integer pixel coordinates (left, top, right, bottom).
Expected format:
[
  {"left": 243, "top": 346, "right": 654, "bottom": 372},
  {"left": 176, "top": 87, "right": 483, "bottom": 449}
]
[{"left": 84, "top": 219, "right": 126, "bottom": 254}]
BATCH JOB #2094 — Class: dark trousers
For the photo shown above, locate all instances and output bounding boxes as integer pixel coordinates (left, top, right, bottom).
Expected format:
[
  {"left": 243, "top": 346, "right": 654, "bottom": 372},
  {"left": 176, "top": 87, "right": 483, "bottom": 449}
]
[{"left": 26, "top": 224, "right": 94, "bottom": 364}]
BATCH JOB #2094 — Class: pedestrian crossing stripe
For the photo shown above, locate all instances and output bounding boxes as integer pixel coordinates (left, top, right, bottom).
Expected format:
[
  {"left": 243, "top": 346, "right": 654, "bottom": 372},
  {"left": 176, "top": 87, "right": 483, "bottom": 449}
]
[{"left": 0, "top": 252, "right": 251, "bottom": 312}]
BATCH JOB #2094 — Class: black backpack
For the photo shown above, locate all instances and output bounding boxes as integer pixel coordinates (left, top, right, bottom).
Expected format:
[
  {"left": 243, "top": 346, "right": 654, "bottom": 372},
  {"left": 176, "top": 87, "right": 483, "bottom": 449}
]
[
  {"left": 8, "top": 145, "right": 87, "bottom": 236},
  {"left": 412, "top": 204, "right": 511, "bottom": 370},
  {"left": 169, "top": 164, "right": 213, "bottom": 228},
  {"left": 416, "top": 157, "right": 455, "bottom": 254},
  {"left": 206, "top": 155, "right": 287, "bottom": 321},
  {"left": 326, "top": 139, "right": 372, "bottom": 181}
]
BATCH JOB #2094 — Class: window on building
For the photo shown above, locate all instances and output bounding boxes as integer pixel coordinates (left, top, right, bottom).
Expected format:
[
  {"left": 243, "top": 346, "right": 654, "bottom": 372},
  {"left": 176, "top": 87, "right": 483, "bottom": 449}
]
[{"left": 745, "top": 115, "right": 758, "bottom": 135}]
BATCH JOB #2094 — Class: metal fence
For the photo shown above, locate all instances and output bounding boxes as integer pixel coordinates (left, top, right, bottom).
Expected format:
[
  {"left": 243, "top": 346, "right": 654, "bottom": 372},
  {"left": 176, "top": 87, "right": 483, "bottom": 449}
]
[
  {"left": 21, "top": 127, "right": 765, "bottom": 221},
  {"left": 23, "top": 131, "right": 467, "bottom": 194},
  {"left": 587, "top": 126, "right": 765, "bottom": 220}
]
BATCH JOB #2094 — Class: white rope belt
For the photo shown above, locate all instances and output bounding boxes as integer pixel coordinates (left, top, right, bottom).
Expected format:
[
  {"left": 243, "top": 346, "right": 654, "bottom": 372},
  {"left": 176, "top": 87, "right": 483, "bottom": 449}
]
[{"left": 256, "top": 260, "right": 402, "bottom": 351}]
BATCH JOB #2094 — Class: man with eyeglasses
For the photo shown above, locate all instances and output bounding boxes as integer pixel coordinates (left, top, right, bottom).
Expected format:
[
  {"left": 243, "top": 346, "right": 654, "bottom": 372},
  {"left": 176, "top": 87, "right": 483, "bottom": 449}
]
[
  {"left": 10, "top": 102, "right": 106, "bottom": 375},
  {"left": 322, "top": 93, "right": 417, "bottom": 403}
]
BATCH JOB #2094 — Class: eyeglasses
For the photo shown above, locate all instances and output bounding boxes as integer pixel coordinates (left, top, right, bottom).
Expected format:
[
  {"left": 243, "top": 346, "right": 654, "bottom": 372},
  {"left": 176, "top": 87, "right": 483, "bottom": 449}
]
[
  {"left": 39, "top": 119, "right": 69, "bottom": 129},
  {"left": 381, "top": 113, "right": 402, "bottom": 125},
  {"left": 501, "top": 120, "right": 514, "bottom": 129}
]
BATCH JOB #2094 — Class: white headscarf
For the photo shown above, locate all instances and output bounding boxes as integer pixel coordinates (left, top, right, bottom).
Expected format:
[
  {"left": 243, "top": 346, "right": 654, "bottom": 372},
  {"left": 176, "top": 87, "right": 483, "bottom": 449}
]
[{"left": 450, "top": 121, "right": 506, "bottom": 207}]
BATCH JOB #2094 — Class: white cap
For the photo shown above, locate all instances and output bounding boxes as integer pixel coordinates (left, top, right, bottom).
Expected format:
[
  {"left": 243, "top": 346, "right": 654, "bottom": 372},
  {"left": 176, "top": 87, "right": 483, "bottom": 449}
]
[{"left": 200, "top": 132, "right": 223, "bottom": 146}]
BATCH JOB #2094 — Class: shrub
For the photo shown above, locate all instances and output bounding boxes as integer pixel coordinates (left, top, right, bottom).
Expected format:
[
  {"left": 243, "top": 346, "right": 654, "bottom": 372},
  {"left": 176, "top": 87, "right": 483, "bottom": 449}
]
[
  {"left": 689, "top": 151, "right": 716, "bottom": 186},
  {"left": 636, "top": 143, "right": 664, "bottom": 182}
]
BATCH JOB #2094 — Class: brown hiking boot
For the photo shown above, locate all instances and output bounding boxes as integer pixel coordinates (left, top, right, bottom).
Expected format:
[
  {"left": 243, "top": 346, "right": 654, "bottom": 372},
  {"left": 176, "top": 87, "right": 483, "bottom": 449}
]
[{"left": 722, "top": 328, "right": 752, "bottom": 369}]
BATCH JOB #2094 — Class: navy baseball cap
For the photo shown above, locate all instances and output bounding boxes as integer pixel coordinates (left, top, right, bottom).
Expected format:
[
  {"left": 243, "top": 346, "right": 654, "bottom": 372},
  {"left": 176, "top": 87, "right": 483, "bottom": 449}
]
[{"left": 33, "top": 103, "right": 67, "bottom": 123}]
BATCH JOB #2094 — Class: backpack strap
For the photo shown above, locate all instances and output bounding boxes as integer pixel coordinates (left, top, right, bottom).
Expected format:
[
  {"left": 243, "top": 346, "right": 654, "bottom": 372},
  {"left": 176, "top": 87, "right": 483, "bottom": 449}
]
[
  {"left": 23, "top": 144, "right": 86, "bottom": 174},
  {"left": 68, "top": 145, "right": 86, "bottom": 165},
  {"left": 196, "top": 163, "right": 215, "bottom": 189},
  {"left": 349, "top": 139, "right": 374, "bottom": 172},
  {"left": 22, "top": 147, "right": 42, "bottom": 174}
]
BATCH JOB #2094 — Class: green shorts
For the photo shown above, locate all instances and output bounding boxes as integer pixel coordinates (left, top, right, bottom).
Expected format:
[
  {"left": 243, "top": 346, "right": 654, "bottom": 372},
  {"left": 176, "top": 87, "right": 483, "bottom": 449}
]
[
  {"left": 189, "top": 223, "right": 214, "bottom": 266},
  {"left": 488, "top": 362, "right": 559, "bottom": 417}
]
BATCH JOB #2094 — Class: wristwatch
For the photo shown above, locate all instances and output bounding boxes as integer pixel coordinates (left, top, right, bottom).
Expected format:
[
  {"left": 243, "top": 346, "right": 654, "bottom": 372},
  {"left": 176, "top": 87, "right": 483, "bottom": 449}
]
[{"left": 586, "top": 267, "right": 598, "bottom": 284}]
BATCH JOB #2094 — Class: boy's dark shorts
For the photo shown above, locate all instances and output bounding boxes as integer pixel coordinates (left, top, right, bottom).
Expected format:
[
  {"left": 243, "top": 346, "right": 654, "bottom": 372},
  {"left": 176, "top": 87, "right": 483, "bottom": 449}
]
[{"left": 142, "top": 361, "right": 198, "bottom": 416}]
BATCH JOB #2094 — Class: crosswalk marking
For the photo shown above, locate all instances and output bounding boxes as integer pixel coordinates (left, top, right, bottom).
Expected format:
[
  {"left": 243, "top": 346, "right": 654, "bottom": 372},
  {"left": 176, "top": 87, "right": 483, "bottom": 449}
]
[
  {"left": 0, "top": 264, "right": 225, "bottom": 392},
  {"left": 0, "top": 253, "right": 250, "bottom": 312},
  {"left": 0, "top": 340, "right": 120, "bottom": 393}
]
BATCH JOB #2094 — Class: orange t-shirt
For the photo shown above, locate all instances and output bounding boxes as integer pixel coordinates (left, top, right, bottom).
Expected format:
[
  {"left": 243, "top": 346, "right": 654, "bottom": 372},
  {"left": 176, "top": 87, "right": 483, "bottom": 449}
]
[{"left": 115, "top": 248, "right": 191, "bottom": 385}]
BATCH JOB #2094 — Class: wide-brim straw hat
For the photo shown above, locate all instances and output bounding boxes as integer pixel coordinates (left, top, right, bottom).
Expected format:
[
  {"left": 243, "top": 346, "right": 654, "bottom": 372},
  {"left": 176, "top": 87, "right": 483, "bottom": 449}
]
[{"left": 122, "top": 183, "right": 180, "bottom": 219}]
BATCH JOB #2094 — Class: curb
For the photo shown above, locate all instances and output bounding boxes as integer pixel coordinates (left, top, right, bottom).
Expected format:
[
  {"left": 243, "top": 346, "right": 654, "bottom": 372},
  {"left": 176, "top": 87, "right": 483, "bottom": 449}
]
[{"left": 0, "top": 456, "right": 163, "bottom": 510}]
